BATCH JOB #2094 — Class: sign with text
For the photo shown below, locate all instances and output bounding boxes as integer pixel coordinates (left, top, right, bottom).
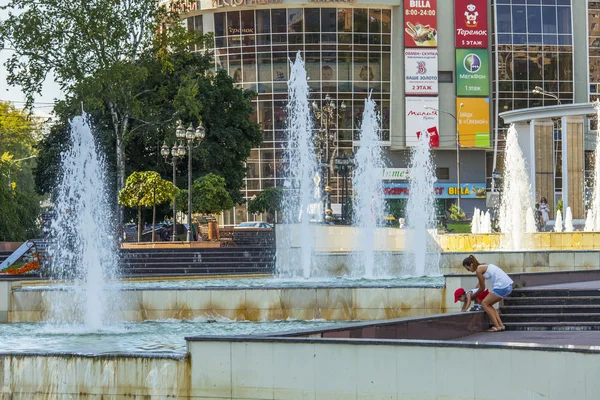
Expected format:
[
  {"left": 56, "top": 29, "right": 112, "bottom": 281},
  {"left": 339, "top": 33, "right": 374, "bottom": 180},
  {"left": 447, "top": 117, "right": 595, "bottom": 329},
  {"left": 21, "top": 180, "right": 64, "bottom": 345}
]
[
  {"left": 384, "top": 183, "right": 487, "bottom": 199},
  {"left": 456, "top": 49, "right": 489, "bottom": 96},
  {"left": 405, "top": 97, "right": 439, "bottom": 148},
  {"left": 405, "top": 49, "right": 438, "bottom": 95},
  {"left": 457, "top": 98, "right": 490, "bottom": 148},
  {"left": 455, "top": 0, "right": 488, "bottom": 48},
  {"left": 404, "top": 0, "right": 438, "bottom": 48},
  {"left": 380, "top": 168, "right": 410, "bottom": 181}
]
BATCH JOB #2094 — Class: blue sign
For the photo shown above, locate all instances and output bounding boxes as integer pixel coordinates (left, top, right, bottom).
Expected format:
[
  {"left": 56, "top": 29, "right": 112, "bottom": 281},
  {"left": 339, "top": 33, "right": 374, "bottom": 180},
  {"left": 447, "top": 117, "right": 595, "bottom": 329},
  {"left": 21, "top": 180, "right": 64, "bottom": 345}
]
[{"left": 383, "top": 183, "right": 487, "bottom": 199}]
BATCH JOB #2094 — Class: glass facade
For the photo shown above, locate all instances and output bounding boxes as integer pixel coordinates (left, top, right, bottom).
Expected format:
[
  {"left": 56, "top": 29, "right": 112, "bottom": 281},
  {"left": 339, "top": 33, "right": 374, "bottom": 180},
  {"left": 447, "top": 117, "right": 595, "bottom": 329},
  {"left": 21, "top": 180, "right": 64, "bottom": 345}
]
[
  {"left": 188, "top": 8, "right": 392, "bottom": 223},
  {"left": 590, "top": 2, "right": 600, "bottom": 101}
]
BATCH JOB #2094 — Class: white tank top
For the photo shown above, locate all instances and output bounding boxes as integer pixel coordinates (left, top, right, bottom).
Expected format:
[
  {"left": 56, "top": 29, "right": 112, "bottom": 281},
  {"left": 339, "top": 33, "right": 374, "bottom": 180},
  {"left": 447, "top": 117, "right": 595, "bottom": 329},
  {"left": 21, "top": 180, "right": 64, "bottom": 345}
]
[{"left": 482, "top": 264, "right": 513, "bottom": 290}]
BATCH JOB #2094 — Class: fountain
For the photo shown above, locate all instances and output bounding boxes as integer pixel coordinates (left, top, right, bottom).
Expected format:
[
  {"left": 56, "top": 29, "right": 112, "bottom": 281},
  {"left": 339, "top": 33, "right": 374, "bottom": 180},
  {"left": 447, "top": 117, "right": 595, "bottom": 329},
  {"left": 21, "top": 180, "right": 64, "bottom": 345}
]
[
  {"left": 45, "top": 114, "right": 120, "bottom": 329},
  {"left": 352, "top": 95, "right": 386, "bottom": 278},
  {"left": 585, "top": 101, "right": 600, "bottom": 232},
  {"left": 406, "top": 132, "right": 439, "bottom": 276},
  {"left": 471, "top": 208, "right": 480, "bottom": 234},
  {"left": 498, "top": 124, "right": 534, "bottom": 249},
  {"left": 554, "top": 210, "right": 564, "bottom": 233},
  {"left": 278, "top": 51, "right": 319, "bottom": 278},
  {"left": 564, "top": 207, "right": 574, "bottom": 232},
  {"left": 526, "top": 207, "right": 537, "bottom": 233}
]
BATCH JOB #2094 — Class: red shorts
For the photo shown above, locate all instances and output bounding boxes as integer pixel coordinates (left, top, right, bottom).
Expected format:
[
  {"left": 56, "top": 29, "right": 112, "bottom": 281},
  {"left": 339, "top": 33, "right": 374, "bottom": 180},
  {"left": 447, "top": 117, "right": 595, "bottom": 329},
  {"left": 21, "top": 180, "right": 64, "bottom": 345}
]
[{"left": 475, "top": 289, "right": 489, "bottom": 302}]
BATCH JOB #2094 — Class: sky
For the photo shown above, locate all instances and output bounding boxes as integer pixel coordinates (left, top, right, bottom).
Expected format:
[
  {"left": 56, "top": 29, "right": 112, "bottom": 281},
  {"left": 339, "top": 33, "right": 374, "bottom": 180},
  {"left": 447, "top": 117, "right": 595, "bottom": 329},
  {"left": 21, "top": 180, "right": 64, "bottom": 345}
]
[{"left": 0, "top": 0, "right": 64, "bottom": 117}]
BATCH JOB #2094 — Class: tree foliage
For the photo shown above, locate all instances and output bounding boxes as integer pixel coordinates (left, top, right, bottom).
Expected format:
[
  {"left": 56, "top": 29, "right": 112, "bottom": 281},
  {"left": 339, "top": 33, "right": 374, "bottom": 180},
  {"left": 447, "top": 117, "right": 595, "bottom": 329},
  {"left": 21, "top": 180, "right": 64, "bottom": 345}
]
[
  {"left": 189, "top": 173, "right": 233, "bottom": 215},
  {"left": 248, "top": 187, "right": 283, "bottom": 216},
  {"left": 118, "top": 171, "right": 179, "bottom": 241}
]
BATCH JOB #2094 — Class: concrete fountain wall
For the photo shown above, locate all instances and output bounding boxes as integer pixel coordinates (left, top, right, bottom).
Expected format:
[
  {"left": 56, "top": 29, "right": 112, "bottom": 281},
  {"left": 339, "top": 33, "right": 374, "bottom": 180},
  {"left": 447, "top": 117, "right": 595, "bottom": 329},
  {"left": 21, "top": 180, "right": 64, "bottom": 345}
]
[{"left": 3, "top": 283, "right": 445, "bottom": 323}]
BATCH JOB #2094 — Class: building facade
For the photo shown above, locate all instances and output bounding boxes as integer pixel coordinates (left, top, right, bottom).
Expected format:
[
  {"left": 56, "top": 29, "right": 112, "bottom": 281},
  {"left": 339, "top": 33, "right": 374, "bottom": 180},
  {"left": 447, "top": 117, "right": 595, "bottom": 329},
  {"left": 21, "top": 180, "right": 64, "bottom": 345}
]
[{"left": 178, "top": 0, "right": 593, "bottom": 225}]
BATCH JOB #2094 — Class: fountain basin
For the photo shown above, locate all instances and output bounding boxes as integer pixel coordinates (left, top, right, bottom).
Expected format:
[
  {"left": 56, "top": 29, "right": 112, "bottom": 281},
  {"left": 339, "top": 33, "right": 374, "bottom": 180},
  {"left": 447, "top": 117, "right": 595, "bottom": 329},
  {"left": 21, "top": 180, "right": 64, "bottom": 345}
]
[{"left": 437, "top": 232, "right": 600, "bottom": 252}]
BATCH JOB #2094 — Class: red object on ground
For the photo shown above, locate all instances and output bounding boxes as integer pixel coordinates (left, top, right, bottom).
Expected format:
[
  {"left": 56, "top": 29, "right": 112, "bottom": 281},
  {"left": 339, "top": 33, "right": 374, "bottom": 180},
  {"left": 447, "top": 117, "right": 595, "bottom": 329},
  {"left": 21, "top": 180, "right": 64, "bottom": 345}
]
[{"left": 475, "top": 289, "right": 489, "bottom": 302}]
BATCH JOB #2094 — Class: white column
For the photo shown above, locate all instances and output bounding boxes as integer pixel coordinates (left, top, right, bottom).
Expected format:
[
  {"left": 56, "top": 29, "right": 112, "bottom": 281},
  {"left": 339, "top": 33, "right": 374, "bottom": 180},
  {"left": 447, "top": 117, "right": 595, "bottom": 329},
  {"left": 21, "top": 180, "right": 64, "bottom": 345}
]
[{"left": 561, "top": 117, "right": 569, "bottom": 212}]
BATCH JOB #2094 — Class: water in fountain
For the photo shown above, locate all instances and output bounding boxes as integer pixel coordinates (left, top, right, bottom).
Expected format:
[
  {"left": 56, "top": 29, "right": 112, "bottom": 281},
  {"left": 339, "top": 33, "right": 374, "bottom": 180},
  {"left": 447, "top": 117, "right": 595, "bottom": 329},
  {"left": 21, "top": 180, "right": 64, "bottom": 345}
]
[
  {"left": 278, "top": 51, "right": 319, "bottom": 278},
  {"left": 471, "top": 208, "right": 480, "bottom": 234},
  {"left": 564, "top": 207, "right": 574, "bottom": 232},
  {"left": 482, "top": 211, "right": 492, "bottom": 233},
  {"left": 46, "top": 114, "right": 120, "bottom": 330},
  {"left": 554, "top": 210, "right": 564, "bottom": 232},
  {"left": 352, "top": 95, "right": 386, "bottom": 278},
  {"left": 526, "top": 208, "right": 537, "bottom": 233},
  {"left": 406, "top": 132, "right": 439, "bottom": 276},
  {"left": 498, "top": 124, "right": 534, "bottom": 249},
  {"left": 586, "top": 101, "right": 600, "bottom": 232}
]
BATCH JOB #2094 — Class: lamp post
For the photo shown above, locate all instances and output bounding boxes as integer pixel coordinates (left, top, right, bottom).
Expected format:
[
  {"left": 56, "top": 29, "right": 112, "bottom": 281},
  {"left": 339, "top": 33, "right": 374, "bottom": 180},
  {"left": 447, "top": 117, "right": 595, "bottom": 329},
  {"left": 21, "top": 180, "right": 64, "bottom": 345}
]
[
  {"left": 181, "top": 121, "right": 206, "bottom": 242},
  {"left": 334, "top": 154, "right": 354, "bottom": 224},
  {"left": 424, "top": 103, "right": 464, "bottom": 211},
  {"left": 161, "top": 141, "right": 186, "bottom": 241},
  {"left": 532, "top": 86, "right": 561, "bottom": 104},
  {"left": 312, "top": 94, "right": 346, "bottom": 222}
]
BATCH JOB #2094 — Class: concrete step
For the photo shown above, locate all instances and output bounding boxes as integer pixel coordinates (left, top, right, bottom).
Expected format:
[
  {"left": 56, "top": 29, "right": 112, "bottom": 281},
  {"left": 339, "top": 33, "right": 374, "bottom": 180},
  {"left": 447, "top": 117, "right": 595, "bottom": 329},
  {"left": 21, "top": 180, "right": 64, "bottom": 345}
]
[
  {"left": 504, "top": 296, "right": 600, "bottom": 306},
  {"left": 501, "top": 305, "right": 600, "bottom": 314},
  {"left": 504, "top": 322, "right": 600, "bottom": 331},
  {"left": 501, "top": 313, "right": 600, "bottom": 323},
  {"left": 511, "top": 289, "right": 600, "bottom": 298}
]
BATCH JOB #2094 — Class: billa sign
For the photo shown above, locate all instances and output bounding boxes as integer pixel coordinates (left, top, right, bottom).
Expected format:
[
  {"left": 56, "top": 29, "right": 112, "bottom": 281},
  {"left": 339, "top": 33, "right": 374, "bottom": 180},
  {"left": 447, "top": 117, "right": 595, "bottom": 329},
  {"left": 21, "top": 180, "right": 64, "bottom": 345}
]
[
  {"left": 457, "top": 98, "right": 490, "bottom": 148},
  {"left": 455, "top": 0, "right": 488, "bottom": 48},
  {"left": 456, "top": 49, "right": 489, "bottom": 96},
  {"left": 404, "top": 0, "right": 438, "bottom": 48},
  {"left": 405, "top": 49, "right": 438, "bottom": 96},
  {"left": 383, "top": 183, "right": 487, "bottom": 199},
  {"left": 405, "top": 97, "right": 439, "bottom": 147}
]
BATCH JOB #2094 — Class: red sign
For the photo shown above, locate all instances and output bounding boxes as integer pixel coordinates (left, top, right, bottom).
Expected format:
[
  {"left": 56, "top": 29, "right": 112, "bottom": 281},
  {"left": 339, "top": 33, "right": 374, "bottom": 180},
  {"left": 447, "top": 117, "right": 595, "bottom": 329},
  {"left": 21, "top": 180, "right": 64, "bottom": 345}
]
[
  {"left": 416, "top": 127, "right": 439, "bottom": 148},
  {"left": 454, "top": 0, "right": 488, "bottom": 48},
  {"left": 404, "top": 0, "right": 438, "bottom": 48}
]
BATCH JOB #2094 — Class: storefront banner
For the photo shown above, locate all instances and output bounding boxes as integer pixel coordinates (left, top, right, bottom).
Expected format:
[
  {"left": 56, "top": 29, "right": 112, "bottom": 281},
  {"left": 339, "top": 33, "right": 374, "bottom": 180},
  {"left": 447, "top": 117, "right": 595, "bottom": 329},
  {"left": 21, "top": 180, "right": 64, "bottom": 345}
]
[
  {"left": 384, "top": 182, "right": 487, "bottom": 199},
  {"left": 455, "top": 0, "right": 488, "bottom": 48},
  {"left": 404, "top": 0, "right": 438, "bottom": 48},
  {"left": 456, "top": 49, "right": 490, "bottom": 96},
  {"left": 457, "top": 97, "right": 490, "bottom": 148},
  {"left": 380, "top": 168, "right": 410, "bottom": 181},
  {"left": 405, "top": 97, "right": 439, "bottom": 148},
  {"left": 405, "top": 49, "right": 438, "bottom": 95}
]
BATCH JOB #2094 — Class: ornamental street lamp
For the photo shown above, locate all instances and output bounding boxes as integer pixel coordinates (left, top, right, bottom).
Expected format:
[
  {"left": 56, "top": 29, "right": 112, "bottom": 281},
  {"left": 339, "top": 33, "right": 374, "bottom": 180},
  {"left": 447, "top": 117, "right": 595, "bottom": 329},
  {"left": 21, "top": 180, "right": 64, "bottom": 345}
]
[
  {"left": 312, "top": 94, "right": 346, "bottom": 222},
  {"left": 532, "top": 86, "right": 561, "bottom": 104},
  {"left": 424, "top": 103, "right": 464, "bottom": 211},
  {"left": 180, "top": 121, "right": 206, "bottom": 242},
  {"left": 161, "top": 142, "right": 185, "bottom": 241}
]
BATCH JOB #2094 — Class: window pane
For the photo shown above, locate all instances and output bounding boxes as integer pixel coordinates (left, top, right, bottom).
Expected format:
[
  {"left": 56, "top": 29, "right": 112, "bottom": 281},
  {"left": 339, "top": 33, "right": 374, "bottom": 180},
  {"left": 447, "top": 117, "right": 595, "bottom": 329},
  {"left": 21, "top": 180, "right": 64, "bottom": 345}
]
[
  {"left": 338, "top": 9, "right": 352, "bottom": 32},
  {"left": 321, "top": 8, "right": 336, "bottom": 32},
  {"left": 256, "top": 10, "right": 270, "bottom": 33},
  {"left": 497, "top": 6, "right": 511, "bottom": 32},
  {"left": 354, "top": 9, "right": 368, "bottom": 32},
  {"left": 369, "top": 9, "right": 381, "bottom": 33},
  {"left": 512, "top": 6, "right": 526, "bottom": 33},
  {"left": 215, "top": 12, "right": 226, "bottom": 37},
  {"left": 227, "top": 11, "right": 240, "bottom": 35},
  {"left": 557, "top": 6, "right": 571, "bottom": 34},
  {"left": 272, "top": 9, "right": 287, "bottom": 33},
  {"left": 306, "top": 9, "right": 320, "bottom": 32},
  {"left": 527, "top": 6, "right": 542, "bottom": 33},
  {"left": 382, "top": 9, "right": 391, "bottom": 33},
  {"left": 288, "top": 8, "right": 303, "bottom": 32},
  {"left": 542, "top": 6, "right": 557, "bottom": 33}
]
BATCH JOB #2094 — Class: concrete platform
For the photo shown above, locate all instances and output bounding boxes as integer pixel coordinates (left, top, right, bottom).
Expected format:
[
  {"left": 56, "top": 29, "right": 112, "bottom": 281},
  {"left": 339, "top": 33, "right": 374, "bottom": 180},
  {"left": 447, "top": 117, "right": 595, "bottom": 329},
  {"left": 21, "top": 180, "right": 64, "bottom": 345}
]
[{"left": 457, "top": 330, "right": 600, "bottom": 346}]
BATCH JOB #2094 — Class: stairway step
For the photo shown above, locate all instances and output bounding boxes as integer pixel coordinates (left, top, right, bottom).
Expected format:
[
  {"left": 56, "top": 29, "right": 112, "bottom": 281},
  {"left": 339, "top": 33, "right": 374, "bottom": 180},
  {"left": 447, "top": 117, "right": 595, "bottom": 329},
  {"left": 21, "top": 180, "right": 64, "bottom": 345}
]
[
  {"left": 501, "top": 305, "right": 600, "bottom": 314},
  {"left": 502, "top": 313, "right": 600, "bottom": 323},
  {"left": 504, "top": 322, "right": 600, "bottom": 331},
  {"left": 504, "top": 296, "right": 600, "bottom": 306},
  {"left": 511, "top": 289, "right": 600, "bottom": 298}
]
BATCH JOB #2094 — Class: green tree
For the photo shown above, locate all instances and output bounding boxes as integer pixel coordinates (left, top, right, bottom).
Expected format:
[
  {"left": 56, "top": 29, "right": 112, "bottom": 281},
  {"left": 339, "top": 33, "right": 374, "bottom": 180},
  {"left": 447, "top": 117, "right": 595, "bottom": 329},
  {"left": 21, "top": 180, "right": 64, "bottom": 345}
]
[
  {"left": 248, "top": 187, "right": 283, "bottom": 223},
  {"left": 0, "top": 0, "right": 202, "bottom": 226},
  {"left": 118, "top": 171, "right": 179, "bottom": 242},
  {"left": 189, "top": 173, "right": 233, "bottom": 216}
]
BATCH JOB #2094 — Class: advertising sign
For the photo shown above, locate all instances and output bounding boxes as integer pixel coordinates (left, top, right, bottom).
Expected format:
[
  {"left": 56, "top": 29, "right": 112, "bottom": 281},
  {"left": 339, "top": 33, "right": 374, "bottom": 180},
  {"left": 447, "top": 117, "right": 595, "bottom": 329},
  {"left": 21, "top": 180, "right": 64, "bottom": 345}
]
[
  {"left": 383, "top": 183, "right": 487, "bottom": 199},
  {"left": 457, "top": 98, "right": 490, "bottom": 148},
  {"left": 454, "top": 0, "right": 488, "bottom": 48},
  {"left": 404, "top": 0, "right": 438, "bottom": 48},
  {"left": 380, "top": 168, "right": 410, "bottom": 181},
  {"left": 405, "top": 49, "right": 438, "bottom": 95},
  {"left": 405, "top": 97, "right": 439, "bottom": 148},
  {"left": 456, "top": 49, "right": 489, "bottom": 96}
]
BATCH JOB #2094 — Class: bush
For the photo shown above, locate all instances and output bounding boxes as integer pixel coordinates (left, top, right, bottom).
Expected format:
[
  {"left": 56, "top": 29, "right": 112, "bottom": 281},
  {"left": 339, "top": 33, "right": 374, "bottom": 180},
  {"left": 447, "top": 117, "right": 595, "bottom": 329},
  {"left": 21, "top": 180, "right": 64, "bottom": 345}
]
[{"left": 449, "top": 203, "right": 465, "bottom": 221}]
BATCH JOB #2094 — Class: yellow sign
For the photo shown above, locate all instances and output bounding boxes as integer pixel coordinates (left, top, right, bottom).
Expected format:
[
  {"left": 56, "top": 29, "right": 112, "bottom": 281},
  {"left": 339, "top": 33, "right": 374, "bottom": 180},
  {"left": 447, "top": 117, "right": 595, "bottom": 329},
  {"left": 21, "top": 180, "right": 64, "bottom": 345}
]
[{"left": 457, "top": 97, "right": 490, "bottom": 148}]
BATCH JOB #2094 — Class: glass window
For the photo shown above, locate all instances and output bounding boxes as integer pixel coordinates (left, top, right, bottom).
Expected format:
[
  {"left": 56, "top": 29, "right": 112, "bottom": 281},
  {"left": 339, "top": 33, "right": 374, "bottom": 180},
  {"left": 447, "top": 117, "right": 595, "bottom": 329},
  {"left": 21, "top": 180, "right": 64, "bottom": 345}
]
[
  {"left": 354, "top": 9, "right": 368, "bottom": 32},
  {"left": 306, "top": 9, "right": 320, "bottom": 32},
  {"left": 288, "top": 8, "right": 303, "bottom": 33},
  {"left": 370, "top": 9, "right": 382, "bottom": 33},
  {"left": 497, "top": 6, "right": 511, "bottom": 32},
  {"left": 557, "top": 6, "right": 571, "bottom": 34},
  {"left": 256, "top": 10, "right": 270, "bottom": 33},
  {"left": 215, "top": 12, "right": 226, "bottom": 37},
  {"left": 272, "top": 9, "right": 287, "bottom": 33},
  {"left": 227, "top": 11, "right": 240, "bottom": 35},
  {"left": 187, "top": 17, "right": 194, "bottom": 33},
  {"left": 338, "top": 9, "right": 352, "bottom": 32},
  {"left": 512, "top": 6, "right": 527, "bottom": 33},
  {"left": 321, "top": 8, "right": 336, "bottom": 32},
  {"left": 381, "top": 9, "right": 391, "bottom": 33},
  {"left": 542, "top": 6, "right": 557, "bottom": 33},
  {"left": 527, "top": 6, "right": 542, "bottom": 33},
  {"left": 558, "top": 53, "right": 572, "bottom": 80}
]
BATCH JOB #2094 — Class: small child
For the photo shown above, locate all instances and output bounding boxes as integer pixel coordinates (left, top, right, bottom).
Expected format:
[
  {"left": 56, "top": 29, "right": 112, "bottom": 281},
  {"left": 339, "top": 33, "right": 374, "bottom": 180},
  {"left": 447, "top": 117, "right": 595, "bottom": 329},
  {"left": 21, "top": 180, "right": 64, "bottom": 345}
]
[{"left": 454, "top": 287, "right": 489, "bottom": 312}]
